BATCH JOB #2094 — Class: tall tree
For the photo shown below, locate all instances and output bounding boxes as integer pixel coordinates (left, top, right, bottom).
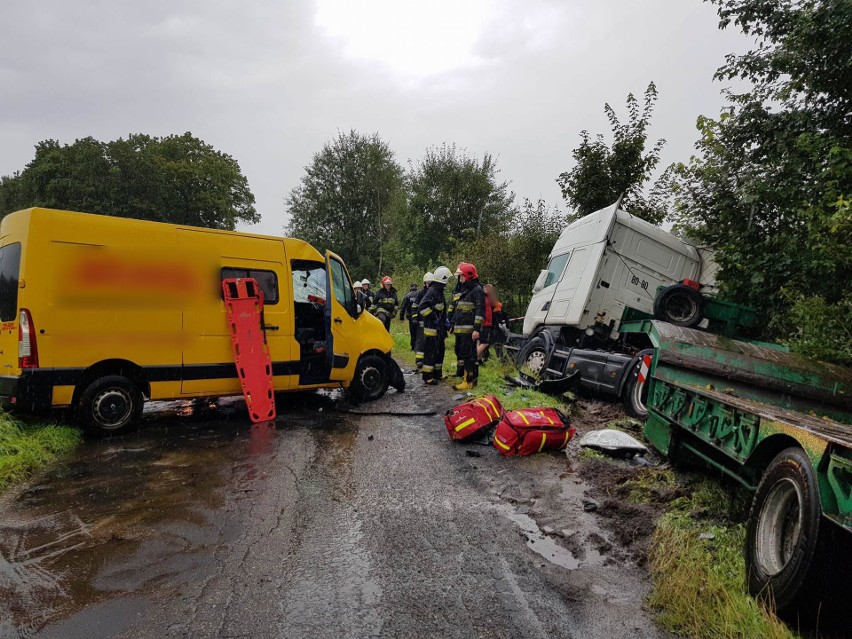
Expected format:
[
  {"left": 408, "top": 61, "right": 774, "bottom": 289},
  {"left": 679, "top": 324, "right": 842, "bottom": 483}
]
[
  {"left": 672, "top": 0, "right": 851, "bottom": 362},
  {"left": 406, "top": 144, "right": 515, "bottom": 267},
  {"left": 557, "top": 82, "right": 669, "bottom": 224},
  {"left": 285, "top": 130, "right": 405, "bottom": 278},
  {"left": 0, "top": 133, "right": 257, "bottom": 229}
]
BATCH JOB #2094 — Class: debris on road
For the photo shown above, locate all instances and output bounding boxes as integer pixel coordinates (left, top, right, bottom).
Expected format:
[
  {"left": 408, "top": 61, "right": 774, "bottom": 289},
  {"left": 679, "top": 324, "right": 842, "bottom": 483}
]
[{"left": 578, "top": 429, "right": 648, "bottom": 456}]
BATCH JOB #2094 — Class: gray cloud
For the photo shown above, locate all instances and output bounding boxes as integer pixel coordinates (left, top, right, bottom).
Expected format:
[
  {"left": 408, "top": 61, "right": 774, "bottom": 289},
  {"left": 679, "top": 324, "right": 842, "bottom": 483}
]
[{"left": 1, "top": 0, "right": 752, "bottom": 235}]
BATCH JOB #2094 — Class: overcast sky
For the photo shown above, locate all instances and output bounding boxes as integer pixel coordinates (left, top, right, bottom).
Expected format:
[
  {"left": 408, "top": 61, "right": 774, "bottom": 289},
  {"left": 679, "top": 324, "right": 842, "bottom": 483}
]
[{"left": 1, "top": 0, "right": 753, "bottom": 236}]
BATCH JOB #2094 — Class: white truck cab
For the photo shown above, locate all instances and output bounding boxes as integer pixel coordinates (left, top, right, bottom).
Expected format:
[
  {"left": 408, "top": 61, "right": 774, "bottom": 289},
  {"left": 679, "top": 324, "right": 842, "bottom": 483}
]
[{"left": 523, "top": 203, "right": 714, "bottom": 338}]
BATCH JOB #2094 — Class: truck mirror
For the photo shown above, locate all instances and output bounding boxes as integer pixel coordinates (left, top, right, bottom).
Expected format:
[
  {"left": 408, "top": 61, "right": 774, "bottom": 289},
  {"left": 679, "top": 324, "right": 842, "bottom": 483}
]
[{"left": 532, "top": 270, "right": 549, "bottom": 294}]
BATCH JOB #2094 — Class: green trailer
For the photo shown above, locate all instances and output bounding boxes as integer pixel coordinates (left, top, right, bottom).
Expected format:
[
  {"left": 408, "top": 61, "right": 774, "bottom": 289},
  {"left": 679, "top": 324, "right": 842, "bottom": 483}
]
[{"left": 620, "top": 319, "right": 852, "bottom": 612}]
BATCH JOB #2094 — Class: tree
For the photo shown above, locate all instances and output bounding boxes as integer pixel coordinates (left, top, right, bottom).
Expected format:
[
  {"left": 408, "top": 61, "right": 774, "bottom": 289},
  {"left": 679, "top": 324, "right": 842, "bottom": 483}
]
[
  {"left": 557, "top": 82, "right": 669, "bottom": 224},
  {"left": 0, "top": 133, "right": 257, "bottom": 229},
  {"left": 406, "top": 144, "right": 515, "bottom": 267},
  {"left": 285, "top": 130, "right": 405, "bottom": 278},
  {"left": 672, "top": 0, "right": 852, "bottom": 363}
]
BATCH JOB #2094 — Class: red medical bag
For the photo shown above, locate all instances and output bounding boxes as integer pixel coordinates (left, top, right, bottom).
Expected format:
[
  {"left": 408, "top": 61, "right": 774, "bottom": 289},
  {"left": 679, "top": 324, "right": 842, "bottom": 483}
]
[
  {"left": 493, "top": 408, "right": 575, "bottom": 456},
  {"left": 444, "top": 395, "right": 504, "bottom": 441}
]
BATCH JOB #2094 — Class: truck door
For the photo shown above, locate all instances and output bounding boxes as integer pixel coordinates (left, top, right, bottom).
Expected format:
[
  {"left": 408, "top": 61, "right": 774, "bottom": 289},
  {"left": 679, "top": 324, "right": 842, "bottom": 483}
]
[
  {"left": 524, "top": 251, "right": 571, "bottom": 334},
  {"left": 324, "top": 251, "right": 359, "bottom": 383}
]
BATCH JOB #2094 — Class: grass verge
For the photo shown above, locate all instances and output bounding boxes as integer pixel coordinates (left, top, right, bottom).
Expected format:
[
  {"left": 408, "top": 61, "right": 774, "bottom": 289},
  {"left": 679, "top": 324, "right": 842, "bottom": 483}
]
[
  {"left": 0, "top": 411, "right": 81, "bottom": 491},
  {"left": 390, "top": 321, "right": 796, "bottom": 638}
]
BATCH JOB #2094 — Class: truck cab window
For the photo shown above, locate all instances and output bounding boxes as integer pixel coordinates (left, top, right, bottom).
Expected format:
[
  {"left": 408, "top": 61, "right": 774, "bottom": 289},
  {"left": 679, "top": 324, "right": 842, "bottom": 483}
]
[
  {"left": 0, "top": 243, "right": 22, "bottom": 322},
  {"left": 544, "top": 252, "right": 571, "bottom": 289},
  {"left": 221, "top": 267, "right": 279, "bottom": 305}
]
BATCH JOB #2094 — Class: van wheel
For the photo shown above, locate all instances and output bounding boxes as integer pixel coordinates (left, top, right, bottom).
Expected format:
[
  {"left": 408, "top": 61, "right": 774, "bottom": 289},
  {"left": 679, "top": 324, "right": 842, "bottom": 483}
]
[
  {"left": 350, "top": 355, "right": 388, "bottom": 402},
  {"left": 654, "top": 284, "right": 704, "bottom": 328},
  {"left": 745, "top": 447, "right": 826, "bottom": 612},
  {"left": 77, "top": 376, "right": 143, "bottom": 436},
  {"left": 623, "top": 359, "right": 650, "bottom": 419}
]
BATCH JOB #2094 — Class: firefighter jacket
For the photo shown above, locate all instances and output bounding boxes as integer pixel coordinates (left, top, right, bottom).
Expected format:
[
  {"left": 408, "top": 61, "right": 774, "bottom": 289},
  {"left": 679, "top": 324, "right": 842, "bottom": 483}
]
[
  {"left": 400, "top": 289, "right": 419, "bottom": 321},
  {"left": 373, "top": 286, "right": 399, "bottom": 319},
  {"left": 451, "top": 279, "right": 486, "bottom": 334},
  {"left": 417, "top": 283, "right": 447, "bottom": 337},
  {"left": 447, "top": 282, "right": 463, "bottom": 321},
  {"left": 361, "top": 289, "right": 375, "bottom": 311},
  {"left": 412, "top": 285, "right": 428, "bottom": 323}
]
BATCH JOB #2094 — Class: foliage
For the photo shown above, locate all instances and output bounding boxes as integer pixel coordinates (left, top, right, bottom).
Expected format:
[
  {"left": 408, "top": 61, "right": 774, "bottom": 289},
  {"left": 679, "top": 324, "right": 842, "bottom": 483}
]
[
  {"left": 0, "top": 133, "right": 258, "bottom": 229},
  {"left": 785, "top": 293, "right": 852, "bottom": 365},
  {"left": 557, "top": 82, "right": 670, "bottom": 224},
  {"left": 671, "top": 0, "right": 852, "bottom": 363},
  {"left": 285, "top": 130, "right": 406, "bottom": 280},
  {"left": 0, "top": 412, "right": 81, "bottom": 490},
  {"left": 406, "top": 144, "right": 515, "bottom": 267}
]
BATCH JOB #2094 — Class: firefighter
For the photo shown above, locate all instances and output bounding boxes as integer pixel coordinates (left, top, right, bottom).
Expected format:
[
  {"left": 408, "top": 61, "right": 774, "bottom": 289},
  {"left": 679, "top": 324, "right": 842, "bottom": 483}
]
[
  {"left": 373, "top": 276, "right": 399, "bottom": 331},
  {"left": 414, "top": 272, "right": 432, "bottom": 370},
  {"left": 451, "top": 262, "right": 486, "bottom": 390},
  {"left": 360, "top": 279, "right": 375, "bottom": 312},
  {"left": 477, "top": 283, "right": 505, "bottom": 362},
  {"left": 400, "top": 283, "right": 420, "bottom": 350},
  {"left": 418, "top": 266, "right": 451, "bottom": 385},
  {"left": 354, "top": 280, "right": 366, "bottom": 310},
  {"left": 447, "top": 270, "right": 465, "bottom": 377}
]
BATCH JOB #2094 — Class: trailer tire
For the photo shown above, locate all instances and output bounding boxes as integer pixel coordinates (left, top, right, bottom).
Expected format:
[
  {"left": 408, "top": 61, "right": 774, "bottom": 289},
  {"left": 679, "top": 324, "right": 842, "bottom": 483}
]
[
  {"left": 77, "top": 375, "right": 143, "bottom": 437},
  {"left": 654, "top": 284, "right": 704, "bottom": 328},
  {"left": 349, "top": 354, "right": 389, "bottom": 403},
  {"left": 517, "top": 336, "right": 548, "bottom": 380},
  {"left": 745, "top": 447, "right": 827, "bottom": 612},
  {"left": 622, "top": 359, "right": 650, "bottom": 419}
]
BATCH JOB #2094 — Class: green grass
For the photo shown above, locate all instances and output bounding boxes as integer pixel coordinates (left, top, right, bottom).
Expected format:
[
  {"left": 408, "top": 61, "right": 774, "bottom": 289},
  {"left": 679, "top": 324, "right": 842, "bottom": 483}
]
[{"left": 0, "top": 412, "right": 81, "bottom": 490}]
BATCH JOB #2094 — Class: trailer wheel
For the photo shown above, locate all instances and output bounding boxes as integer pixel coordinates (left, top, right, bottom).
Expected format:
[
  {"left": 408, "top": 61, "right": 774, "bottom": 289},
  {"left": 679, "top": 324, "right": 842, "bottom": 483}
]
[
  {"left": 77, "top": 375, "right": 143, "bottom": 437},
  {"left": 349, "top": 354, "right": 388, "bottom": 402},
  {"left": 745, "top": 447, "right": 826, "bottom": 612},
  {"left": 517, "top": 336, "right": 548, "bottom": 380},
  {"left": 654, "top": 284, "right": 704, "bottom": 328},
  {"left": 622, "top": 359, "right": 650, "bottom": 419}
]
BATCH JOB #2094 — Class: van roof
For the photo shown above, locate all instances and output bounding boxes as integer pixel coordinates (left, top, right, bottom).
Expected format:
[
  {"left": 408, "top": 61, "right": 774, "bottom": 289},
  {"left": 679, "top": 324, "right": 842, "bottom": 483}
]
[
  {"left": 5, "top": 207, "right": 319, "bottom": 254},
  {"left": 551, "top": 203, "right": 697, "bottom": 259}
]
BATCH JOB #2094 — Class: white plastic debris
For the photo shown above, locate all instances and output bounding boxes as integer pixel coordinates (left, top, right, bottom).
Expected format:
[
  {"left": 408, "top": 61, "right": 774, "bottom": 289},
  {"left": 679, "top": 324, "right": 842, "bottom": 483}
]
[{"left": 578, "top": 429, "right": 648, "bottom": 455}]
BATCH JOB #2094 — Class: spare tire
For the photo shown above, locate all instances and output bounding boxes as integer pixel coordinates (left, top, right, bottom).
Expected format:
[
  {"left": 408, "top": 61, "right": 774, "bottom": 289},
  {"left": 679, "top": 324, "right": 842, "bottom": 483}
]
[{"left": 653, "top": 284, "right": 704, "bottom": 328}]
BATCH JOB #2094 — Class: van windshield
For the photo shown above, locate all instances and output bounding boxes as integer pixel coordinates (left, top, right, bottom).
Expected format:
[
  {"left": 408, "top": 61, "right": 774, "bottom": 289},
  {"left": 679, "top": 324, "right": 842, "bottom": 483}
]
[
  {"left": 0, "top": 243, "right": 22, "bottom": 322},
  {"left": 544, "top": 252, "right": 570, "bottom": 288}
]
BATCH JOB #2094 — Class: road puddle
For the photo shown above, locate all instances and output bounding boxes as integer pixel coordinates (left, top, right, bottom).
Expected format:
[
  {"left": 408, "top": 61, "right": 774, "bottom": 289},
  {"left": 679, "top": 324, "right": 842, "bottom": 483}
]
[{"left": 501, "top": 505, "right": 602, "bottom": 570}]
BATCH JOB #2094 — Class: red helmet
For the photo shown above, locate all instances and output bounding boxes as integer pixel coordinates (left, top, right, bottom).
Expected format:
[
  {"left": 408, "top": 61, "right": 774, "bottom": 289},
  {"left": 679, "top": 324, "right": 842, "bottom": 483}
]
[
  {"left": 456, "top": 262, "right": 478, "bottom": 280},
  {"left": 381, "top": 276, "right": 392, "bottom": 285}
]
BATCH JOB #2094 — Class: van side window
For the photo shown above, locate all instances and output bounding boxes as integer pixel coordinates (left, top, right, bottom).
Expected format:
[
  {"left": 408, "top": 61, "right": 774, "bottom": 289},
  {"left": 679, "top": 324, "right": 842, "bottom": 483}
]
[
  {"left": 0, "top": 243, "right": 22, "bottom": 322},
  {"left": 328, "top": 257, "right": 356, "bottom": 316},
  {"left": 220, "top": 267, "right": 279, "bottom": 305},
  {"left": 544, "top": 252, "right": 571, "bottom": 289}
]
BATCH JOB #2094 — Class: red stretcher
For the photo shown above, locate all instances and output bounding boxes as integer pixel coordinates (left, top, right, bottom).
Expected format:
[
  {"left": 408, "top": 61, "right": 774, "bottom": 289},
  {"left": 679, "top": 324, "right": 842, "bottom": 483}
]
[{"left": 222, "top": 278, "right": 276, "bottom": 423}]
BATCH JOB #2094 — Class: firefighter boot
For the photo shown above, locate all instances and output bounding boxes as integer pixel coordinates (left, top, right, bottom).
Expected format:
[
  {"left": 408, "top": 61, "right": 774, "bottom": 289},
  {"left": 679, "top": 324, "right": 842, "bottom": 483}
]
[
  {"left": 454, "top": 360, "right": 464, "bottom": 377},
  {"left": 452, "top": 371, "right": 476, "bottom": 391}
]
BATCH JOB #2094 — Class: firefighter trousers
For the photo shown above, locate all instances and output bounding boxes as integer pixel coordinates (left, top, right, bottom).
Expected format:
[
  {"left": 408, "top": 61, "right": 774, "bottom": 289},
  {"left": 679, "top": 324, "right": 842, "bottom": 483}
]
[
  {"left": 454, "top": 332, "right": 478, "bottom": 381},
  {"left": 422, "top": 333, "right": 446, "bottom": 382}
]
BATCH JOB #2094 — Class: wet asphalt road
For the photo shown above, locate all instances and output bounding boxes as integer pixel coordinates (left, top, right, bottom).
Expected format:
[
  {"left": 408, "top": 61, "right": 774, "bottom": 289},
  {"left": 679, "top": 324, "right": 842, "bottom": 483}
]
[{"left": 0, "top": 380, "right": 666, "bottom": 639}]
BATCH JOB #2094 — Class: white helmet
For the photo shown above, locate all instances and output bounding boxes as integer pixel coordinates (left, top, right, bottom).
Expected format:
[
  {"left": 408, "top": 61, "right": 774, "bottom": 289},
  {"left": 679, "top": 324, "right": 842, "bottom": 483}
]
[
  {"left": 433, "top": 266, "right": 452, "bottom": 284},
  {"left": 362, "top": 279, "right": 370, "bottom": 286},
  {"left": 423, "top": 271, "right": 434, "bottom": 283}
]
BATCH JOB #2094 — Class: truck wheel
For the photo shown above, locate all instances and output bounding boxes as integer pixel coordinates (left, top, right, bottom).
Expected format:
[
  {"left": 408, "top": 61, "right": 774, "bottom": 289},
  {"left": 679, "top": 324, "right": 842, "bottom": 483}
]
[
  {"left": 77, "top": 375, "right": 143, "bottom": 436},
  {"left": 654, "top": 284, "right": 704, "bottom": 328},
  {"left": 350, "top": 355, "right": 388, "bottom": 402},
  {"left": 622, "top": 359, "right": 650, "bottom": 419},
  {"left": 517, "top": 336, "right": 548, "bottom": 380},
  {"left": 745, "top": 447, "right": 825, "bottom": 612}
]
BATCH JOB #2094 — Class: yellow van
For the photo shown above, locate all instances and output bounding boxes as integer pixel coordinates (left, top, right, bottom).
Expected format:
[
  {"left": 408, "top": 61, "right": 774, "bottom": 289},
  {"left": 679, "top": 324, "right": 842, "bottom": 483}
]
[{"left": 0, "top": 208, "right": 404, "bottom": 434}]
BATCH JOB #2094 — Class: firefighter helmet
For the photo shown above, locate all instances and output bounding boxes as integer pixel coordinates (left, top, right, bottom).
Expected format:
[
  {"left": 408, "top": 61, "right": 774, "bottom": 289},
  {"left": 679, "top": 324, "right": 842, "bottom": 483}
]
[
  {"left": 433, "top": 266, "right": 452, "bottom": 284},
  {"left": 456, "top": 262, "right": 478, "bottom": 280},
  {"left": 362, "top": 279, "right": 371, "bottom": 287},
  {"left": 382, "top": 276, "right": 392, "bottom": 286},
  {"left": 423, "top": 271, "right": 434, "bottom": 283}
]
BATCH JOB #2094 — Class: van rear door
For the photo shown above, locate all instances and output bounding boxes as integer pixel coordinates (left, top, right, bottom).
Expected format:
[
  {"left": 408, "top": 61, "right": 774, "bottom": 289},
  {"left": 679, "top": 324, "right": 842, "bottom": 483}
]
[
  {"left": 0, "top": 242, "right": 23, "bottom": 376},
  {"left": 324, "top": 251, "right": 358, "bottom": 382}
]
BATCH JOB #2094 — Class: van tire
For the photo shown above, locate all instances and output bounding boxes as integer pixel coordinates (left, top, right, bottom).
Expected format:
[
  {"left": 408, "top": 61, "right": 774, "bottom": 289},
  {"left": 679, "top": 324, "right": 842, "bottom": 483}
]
[
  {"left": 349, "top": 355, "right": 388, "bottom": 402},
  {"left": 653, "top": 284, "right": 704, "bottom": 328},
  {"left": 745, "top": 447, "right": 827, "bottom": 612},
  {"left": 77, "top": 375, "right": 143, "bottom": 436}
]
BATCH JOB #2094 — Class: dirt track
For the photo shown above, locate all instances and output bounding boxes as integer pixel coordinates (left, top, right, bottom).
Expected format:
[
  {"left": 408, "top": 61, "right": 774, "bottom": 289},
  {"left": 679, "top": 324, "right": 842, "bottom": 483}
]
[{"left": 0, "top": 376, "right": 668, "bottom": 639}]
